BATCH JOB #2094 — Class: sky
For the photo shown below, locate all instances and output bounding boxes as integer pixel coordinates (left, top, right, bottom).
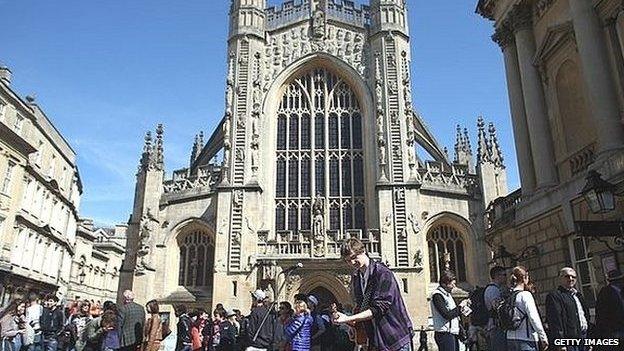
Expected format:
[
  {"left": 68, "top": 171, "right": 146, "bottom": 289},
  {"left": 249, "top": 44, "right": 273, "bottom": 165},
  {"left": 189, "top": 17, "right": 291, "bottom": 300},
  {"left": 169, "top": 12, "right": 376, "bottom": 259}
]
[{"left": 1, "top": 0, "right": 515, "bottom": 226}]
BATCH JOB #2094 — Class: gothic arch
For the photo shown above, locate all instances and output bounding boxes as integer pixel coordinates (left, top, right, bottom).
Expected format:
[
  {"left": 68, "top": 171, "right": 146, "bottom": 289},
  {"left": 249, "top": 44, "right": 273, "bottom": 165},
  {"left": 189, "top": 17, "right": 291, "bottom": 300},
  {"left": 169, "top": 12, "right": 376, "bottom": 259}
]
[
  {"left": 297, "top": 271, "right": 351, "bottom": 306},
  {"left": 421, "top": 212, "right": 478, "bottom": 286},
  {"left": 260, "top": 53, "right": 378, "bottom": 234}
]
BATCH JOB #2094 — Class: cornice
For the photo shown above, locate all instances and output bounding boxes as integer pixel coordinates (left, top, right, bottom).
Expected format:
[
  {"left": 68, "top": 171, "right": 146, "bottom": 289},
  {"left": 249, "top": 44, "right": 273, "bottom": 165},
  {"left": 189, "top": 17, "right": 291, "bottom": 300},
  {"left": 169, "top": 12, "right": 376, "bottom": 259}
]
[
  {"left": 0, "top": 122, "right": 37, "bottom": 158},
  {"left": 492, "top": 23, "right": 515, "bottom": 49},
  {"left": 509, "top": 2, "right": 534, "bottom": 32}
]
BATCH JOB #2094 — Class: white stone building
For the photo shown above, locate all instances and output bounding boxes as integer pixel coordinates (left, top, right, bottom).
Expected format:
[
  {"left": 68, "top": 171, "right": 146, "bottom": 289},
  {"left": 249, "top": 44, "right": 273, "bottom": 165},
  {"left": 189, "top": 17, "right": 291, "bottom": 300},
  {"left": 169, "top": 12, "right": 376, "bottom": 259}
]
[{"left": 120, "top": 0, "right": 508, "bottom": 326}]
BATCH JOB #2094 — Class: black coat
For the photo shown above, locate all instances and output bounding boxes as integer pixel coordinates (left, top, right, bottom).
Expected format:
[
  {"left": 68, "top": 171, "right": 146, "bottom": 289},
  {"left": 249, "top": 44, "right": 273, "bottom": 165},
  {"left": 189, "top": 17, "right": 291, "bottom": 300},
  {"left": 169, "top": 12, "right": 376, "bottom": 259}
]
[
  {"left": 176, "top": 314, "right": 193, "bottom": 351},
  {"left": 595, "top": 284, "right": 624, "bottom": 337},
  {"left": 545, "top": 286, "right": 590, "bottom": 341}
]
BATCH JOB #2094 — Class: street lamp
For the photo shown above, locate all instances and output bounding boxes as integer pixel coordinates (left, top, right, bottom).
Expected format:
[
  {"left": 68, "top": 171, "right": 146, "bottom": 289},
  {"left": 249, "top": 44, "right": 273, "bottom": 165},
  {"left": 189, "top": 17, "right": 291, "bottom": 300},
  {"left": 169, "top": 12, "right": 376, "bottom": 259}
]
[
  {"left": 78, "top": 270, "right": 86, "bottom": 284},
  {"left": 581, "top": 170, "right": 616, "bottom": 214}
]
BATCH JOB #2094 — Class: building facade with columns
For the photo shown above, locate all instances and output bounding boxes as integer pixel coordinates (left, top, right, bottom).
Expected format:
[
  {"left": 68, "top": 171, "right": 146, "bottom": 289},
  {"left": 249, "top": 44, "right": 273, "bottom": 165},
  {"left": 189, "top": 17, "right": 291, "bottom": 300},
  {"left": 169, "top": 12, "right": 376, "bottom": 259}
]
[
  {"left": 477, "top": 0, "right": 624, "bottom": 309},
  {"left": 66, "top": 219, "right": 126, "bottom": 304},
  {"left": 119, "top": 0, "right": 508, "bottom": 326},
  {"left": 0, "top": 65, "right": 82, "bottom": 305}
]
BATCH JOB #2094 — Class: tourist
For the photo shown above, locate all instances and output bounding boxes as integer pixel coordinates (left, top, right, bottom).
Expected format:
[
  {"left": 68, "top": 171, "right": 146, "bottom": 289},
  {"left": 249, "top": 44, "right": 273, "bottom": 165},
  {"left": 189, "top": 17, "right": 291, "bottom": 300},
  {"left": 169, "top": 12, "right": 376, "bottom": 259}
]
[
  {"left": 333, "top": 238, "right": 413, "bottom": 351},
  {"left": 25, "top": 292, "right": 44, "bottom": 351},
  {"left": 215, "top": 309, "right": 237, "bottom": 351},
  {"left": 84, "top": 302, "right": 118, "bottom": 351},
  {"left": 0, "top": 299, "right": 27, "bottom": 351},
  {"left": 483, "top": 266, "right": 507, "bottom": 350},
  {"left": 277, "top": 302, "right": 293, "bottom": 351},
  {"left": 284, "top": 301, "right": 312, "bottom": 351},
  {"left": 191, "top": 309, "right": 209, "bottom": 351},
  {"left": 545, "top": 267, "right": 590, "bottom": 351},
  {"left": 41, "top": 294, "right": 65, "bottom": 351},
  {"left": 431, "top": 270, "right": 470, "bottom": 351},
  {"left": 118, "top": 290, "right": 145, "bottom": 351},
  {"left": 595, "top": 269, "right": 624, "bottom": 340},
  {"left": 245, "top": 289, "right": 276, "bottom": 351},
  {"left": 143, "top": 300, "right": 162, "bottom": 351},
  {"left": 211, "top": 308, "right": 224, "bottom": 351},
  {"left": 69, "top": 300, "right": 93, "bottom": 351},
  {"left": 506, "top": 266, "right": 548, "bottom": 351},
  {"left": 175, "top": 304, "right": 192, "bottom": 351}
]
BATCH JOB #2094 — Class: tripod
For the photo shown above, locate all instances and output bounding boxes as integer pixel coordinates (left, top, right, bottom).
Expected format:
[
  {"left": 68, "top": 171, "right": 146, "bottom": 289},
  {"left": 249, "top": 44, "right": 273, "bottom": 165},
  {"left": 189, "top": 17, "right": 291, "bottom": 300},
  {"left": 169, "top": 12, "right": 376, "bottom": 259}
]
[{"left": 252, "top": 267, "right": 298, "bottom": 344}]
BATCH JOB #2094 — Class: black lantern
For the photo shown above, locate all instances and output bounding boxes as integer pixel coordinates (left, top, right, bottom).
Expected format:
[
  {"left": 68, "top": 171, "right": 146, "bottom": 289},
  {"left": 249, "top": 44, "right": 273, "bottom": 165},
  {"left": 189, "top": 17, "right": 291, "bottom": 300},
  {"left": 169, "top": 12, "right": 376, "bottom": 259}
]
[
  {"left": 581, "top": 170, "right": 616, "bottom": 214},
  {"left": 78, "top": 270, "right": 86, "bottom": 284}
]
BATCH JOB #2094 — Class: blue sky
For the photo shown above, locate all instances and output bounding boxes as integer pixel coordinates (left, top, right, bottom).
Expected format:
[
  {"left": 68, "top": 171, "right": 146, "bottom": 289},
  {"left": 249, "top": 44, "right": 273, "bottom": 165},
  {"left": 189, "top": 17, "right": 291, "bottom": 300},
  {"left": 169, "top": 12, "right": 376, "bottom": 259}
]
[{"left": 1, "top": 0, "right": 514, "bottom": 226}]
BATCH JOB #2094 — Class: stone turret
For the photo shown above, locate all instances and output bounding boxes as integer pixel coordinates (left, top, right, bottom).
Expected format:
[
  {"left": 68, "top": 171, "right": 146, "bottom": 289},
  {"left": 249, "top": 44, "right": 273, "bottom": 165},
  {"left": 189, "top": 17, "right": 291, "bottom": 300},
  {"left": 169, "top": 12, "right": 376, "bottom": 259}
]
[
  {"left": 118, "top": 124, "right": 165, "bottom": 302},
  {"left": 190, "top": 131, "right": 204, "bottom": 167},
  {"left": 454, "top": 124, "right": 473, "bottom": 170},
  {"left": 370, "top": 0, "right": 409, "bottom": 36},
  {"left": 476, "top": 117, "right": 508, "bottom": 207},
  {"left": 229, "top": 0, "right": 266, "bottom": 40}
]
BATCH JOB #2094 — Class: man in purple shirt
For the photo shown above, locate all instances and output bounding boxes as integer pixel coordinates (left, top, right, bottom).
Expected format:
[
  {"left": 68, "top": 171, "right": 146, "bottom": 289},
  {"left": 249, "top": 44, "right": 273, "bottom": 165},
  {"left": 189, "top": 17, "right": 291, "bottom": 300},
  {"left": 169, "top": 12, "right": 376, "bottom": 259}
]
[{"left": 333, "top": 238, "right": 414, "bottom": 351}]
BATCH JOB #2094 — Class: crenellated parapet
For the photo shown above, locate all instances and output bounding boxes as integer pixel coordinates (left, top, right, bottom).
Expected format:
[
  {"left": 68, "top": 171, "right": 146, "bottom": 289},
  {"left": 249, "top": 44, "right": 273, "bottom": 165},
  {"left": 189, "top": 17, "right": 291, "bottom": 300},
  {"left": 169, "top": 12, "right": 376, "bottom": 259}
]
[{"left": 162, "top": 164, "right": 221, "bottom": 195}]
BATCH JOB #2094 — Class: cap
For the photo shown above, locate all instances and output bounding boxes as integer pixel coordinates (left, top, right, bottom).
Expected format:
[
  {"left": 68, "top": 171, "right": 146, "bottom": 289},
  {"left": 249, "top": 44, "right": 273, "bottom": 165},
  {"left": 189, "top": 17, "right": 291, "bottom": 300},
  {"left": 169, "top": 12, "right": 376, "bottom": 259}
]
[
  {"left": 226, "top": 308, "right": 236, "bottom": 317},
  {"left": 251, "top": 289, "right": 267, "bottom": 301},
  {"left": 307, "top": 295, "right": 318, "bottom": 307}
]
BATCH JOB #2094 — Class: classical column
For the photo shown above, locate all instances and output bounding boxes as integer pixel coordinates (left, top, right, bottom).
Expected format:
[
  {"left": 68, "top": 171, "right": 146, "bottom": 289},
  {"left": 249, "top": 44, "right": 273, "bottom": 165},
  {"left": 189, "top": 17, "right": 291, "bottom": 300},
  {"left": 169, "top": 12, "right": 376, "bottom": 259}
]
[
  {"left": 510, "top": 4, "right": 557, "bottom": 189},
  {"left": 492, "top": 24, "right": 537, "bottom": 193},
  {"left": 569, "top": 0, "right": 624, "bottom": 152}
]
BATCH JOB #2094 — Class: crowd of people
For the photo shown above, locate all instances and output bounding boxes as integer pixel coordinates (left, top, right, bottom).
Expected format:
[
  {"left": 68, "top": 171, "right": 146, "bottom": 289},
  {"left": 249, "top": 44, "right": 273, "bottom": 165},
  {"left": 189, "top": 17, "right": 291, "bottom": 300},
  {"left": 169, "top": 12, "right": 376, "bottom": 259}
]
[
  {"left": 430, "top": 266, "right": 624, "bottom": 351},
  {"left": 1, "top": 237, "right": 623, "bottom": 351}
]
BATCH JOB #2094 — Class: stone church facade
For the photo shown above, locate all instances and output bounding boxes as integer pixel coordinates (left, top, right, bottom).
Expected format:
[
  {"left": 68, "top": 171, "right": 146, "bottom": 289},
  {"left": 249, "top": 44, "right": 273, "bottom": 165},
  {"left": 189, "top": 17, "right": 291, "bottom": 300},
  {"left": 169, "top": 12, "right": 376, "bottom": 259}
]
[{"left": 120, "top": 0, "right": 508, "bottom": 326}]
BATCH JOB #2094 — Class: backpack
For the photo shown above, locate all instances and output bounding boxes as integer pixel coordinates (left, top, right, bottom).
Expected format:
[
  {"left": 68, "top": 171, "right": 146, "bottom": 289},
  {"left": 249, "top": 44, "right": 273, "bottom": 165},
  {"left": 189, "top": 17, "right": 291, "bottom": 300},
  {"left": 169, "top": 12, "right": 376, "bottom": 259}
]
[
  {"left": 494, "top": 290, "right": 527, "bottom": 332},
  {"left": 469, "top": 284, "right": 495, "bottom": 327}
]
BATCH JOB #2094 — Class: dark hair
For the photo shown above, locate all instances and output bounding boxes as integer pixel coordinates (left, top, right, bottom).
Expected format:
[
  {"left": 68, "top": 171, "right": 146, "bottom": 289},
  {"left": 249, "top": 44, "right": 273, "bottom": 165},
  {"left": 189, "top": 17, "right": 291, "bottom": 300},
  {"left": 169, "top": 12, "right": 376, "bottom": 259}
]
[
  {"left": 174, "top": 304, "right": 187, "bottom": 315},
  {"left": 44, "top": 294, "right": 59, "bottom": 303},
  {"left": 279, "top": 301, "right": 292, "bottom": 310},
  {"left": 490, "top": 266, "right": 506, "bottom": 279},
  {"left": 146, "top": 300, "right": 159, "bottom": 314},
  {"left": 215, "top": 307, "right": 227, "bottom": 319},
  {"left": 28, "top": 292, "right": 40, "bottom": 303},
  {"left": 0, "top": 299, "right": 25, "bottom": 319},
  {"left": 103, "top": 301, "right": 116, "bottom": 313},
  {"left": 340, "top": 238, "right": 366, "bottom": 258},
  {"left": 439, "top": 270, "right": 456, "bottom": 286},
  {"left": 293, "top": 293, "right": 307, "bottom": 301},
  {"left": 79, "top": 300, "right": 91, "bottom": 313},
  {"left": 101, "top": 311, "right": 117, "bottom": 328}
]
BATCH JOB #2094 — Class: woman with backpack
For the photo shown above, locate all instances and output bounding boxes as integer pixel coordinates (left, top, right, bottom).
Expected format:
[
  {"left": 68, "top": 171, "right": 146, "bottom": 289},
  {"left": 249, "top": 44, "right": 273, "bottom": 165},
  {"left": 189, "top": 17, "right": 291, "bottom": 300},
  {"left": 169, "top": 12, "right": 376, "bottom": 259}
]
[
  {"left": 506, "top": 266, "right": 548, "bottom": 351},
  {"left": 430, "top": 271, "right": 471, "bottom": 351}
]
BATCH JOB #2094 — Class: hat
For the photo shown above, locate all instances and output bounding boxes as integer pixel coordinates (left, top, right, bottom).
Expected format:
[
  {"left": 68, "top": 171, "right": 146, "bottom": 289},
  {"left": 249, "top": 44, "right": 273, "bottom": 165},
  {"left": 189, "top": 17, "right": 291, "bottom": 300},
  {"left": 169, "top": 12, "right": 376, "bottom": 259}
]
[
  {"left": 607, "top": 269, "right": 624, "bottom": 282},
  {"left": 226, "top": 308, "right": 236, "bottom": 318},
  {"left": 251, "top": 289, "right": 267, "bottom": 301},
  {"left": 307, "top": 295, "right": 318, "bottom": 307}
]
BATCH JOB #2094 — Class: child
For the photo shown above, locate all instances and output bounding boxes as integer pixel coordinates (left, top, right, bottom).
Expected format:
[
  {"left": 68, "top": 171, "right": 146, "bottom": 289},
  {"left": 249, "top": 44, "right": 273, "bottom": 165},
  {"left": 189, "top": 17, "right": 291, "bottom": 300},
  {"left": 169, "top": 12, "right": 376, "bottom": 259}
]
[
  {"left": 216, "top": 310, "right": 237, "bottom": 351},
  {"left": 284, "top": 301, "right": 313, "bottom": 351}
]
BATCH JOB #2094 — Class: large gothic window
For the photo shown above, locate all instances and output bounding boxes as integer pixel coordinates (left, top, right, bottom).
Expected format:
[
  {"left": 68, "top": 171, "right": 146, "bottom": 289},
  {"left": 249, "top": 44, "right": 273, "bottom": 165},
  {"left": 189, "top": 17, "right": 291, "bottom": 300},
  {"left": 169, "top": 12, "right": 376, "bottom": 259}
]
[
  {"left": 275, "top": 68, "right": 365, "bottom": 234},
  {"left": 178, "top": 229, "right": 214, "bottom": 288},
  {"left": 427, "top": 224, "right": 467, "bottom": 283}
]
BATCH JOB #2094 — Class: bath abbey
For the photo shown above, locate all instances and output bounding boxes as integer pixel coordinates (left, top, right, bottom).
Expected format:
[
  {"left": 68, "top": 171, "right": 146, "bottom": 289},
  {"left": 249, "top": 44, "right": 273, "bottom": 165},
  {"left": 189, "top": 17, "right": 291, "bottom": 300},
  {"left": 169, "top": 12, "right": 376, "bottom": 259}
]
[{"left": 119, "top": 0, "right": 508, "bottom": 325}]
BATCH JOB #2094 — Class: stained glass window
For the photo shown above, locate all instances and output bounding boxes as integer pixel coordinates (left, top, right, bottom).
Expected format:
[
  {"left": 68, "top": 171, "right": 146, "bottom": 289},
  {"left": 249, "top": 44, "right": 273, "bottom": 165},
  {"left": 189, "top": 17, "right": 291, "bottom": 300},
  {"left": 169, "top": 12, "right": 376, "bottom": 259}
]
[
  {"left": 427, "top": 225, "right": 467, "bottom": 283},
  {"left": 178, "top": 230, "right": 214, "bottom": 288}
]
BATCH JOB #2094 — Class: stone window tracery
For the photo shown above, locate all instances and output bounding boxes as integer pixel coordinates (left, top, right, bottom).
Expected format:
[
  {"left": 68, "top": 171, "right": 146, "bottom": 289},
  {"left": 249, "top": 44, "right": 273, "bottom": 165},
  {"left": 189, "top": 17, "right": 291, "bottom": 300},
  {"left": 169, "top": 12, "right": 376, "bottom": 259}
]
[
  {"left": 427, "top": 224, "right": 467, "bottom": 283},
  {"left": 275, "top": 68, "right": 366, "bottom": 235},
  {"left": 178, "top": 229, "right": 214, "bottom": 288}
]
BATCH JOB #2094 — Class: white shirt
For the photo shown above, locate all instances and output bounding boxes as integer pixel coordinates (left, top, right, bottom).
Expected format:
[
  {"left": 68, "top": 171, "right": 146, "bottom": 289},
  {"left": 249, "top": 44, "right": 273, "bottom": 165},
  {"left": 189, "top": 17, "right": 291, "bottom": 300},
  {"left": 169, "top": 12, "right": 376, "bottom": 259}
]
[
  {"left": 570, "top": 289, "right": 588, "bottom": 332},
  {"left": 484, "top": 283, "right": 503, "bottom": 331},
  {"left": 25, "top": 303, "right": 43, "bottom": 332},
  {"left": 506, "top": 288, "right": 547, "bottom": 342}
]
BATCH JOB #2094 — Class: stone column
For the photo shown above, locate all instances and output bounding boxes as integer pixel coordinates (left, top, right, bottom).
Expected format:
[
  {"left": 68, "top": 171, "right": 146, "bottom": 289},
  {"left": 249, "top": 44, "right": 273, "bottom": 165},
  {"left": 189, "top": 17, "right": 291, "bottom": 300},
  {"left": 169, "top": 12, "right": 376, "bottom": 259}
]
[
  {"left": 493, "top": 25, "right": 537, "bottom": 194},
  {"left": 569, "top": 0, "right": 624, "bottom": 152},
  {"left": 510, "top": 4, "right": 557, "bottom": 189}
]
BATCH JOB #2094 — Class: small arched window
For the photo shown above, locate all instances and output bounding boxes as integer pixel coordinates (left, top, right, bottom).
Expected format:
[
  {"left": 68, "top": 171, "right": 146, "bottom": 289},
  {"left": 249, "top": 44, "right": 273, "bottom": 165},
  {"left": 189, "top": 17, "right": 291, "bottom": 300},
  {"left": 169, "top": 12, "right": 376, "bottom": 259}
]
[
  {"left": 178, "top": 229, "right": 214, "bottom": 288},
  {"left": 427, "top": 224, "right": 467, "bottom": 283}
]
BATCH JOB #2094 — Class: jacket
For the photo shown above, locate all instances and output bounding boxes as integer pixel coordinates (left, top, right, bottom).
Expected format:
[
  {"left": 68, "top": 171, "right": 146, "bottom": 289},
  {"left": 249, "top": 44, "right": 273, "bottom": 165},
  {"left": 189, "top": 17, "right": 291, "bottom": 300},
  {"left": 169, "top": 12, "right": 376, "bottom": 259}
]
[
  {"left": 143, "top": 314, "right": 162, "bottom": 351},
  {"left": 216, "top": 320, "right": 237, "bottom": 351},
  {"left": 545, "top": 286, "right": 590, "bottom": 342},
  {"left": 284, "top": 314, "right": 312, "bottom": 351},
  {"left": 176, "top": 314, "right": 193, "bottom": 351},
  {"left": 83, "top": 317, "right": 105, "bottom": 351},
  {"left": 40, "top": 307, "right": 65, "bottom": 338},
  {"left": 351, "top": 260, "right": 413, "bottom": 351},
  {"left": 118, "top": 302, "right": 145, "bottom": 347},
  {"left": 431, "top": 286, "right": 461, "bottom": 334},
  {"left": 595, "top": 283, "right": 624, "bottom": 337},
  {"left": 246, "top": 305, "right": 276, "bottom": 349}
]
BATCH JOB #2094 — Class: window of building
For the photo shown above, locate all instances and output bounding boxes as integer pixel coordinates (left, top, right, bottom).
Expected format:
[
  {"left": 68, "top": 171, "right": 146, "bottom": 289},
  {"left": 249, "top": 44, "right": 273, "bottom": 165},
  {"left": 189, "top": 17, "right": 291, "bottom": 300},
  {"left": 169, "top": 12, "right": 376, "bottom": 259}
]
[
  {"left": 0, "top": 99, "right": 6, "bottom": 121},
  {"left": 571, "top": 236, "right": 598, "bottom": 306},
  {"left": 178, "top": 229, "right": 214, "bottom": 288},
  {"left": 427, "top": 224, "right": 467, "bottom": 283},
  {"left": 1, "top": 161, "right": 15, "bottom": 194},
  {"left": 13, "top": 113, "right": 24, "bottom": 134},
  {"left": 48, "top": 155, "right": 56, "bottom": 178},
  {"left": 274, "top": 68, "right": 365, "bottom": 234},
  {"left": 35, "top": 141, "right": 44, "bottom": 166}
]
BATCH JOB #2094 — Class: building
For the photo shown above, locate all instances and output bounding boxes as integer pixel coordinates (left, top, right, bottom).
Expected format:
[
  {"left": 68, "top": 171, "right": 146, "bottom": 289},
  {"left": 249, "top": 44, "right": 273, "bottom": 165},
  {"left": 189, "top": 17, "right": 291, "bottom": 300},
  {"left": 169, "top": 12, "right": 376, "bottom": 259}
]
[
  {"left": 477, "top": 0, "right": 624, "bottom": 309},
  {"left": 119, "top": 0, "right": 508, "bottom": 325},
  {"left": 0, "top": 65, "right": 82, "bottom": 304},
  {"left": 66, "top": 218, "right": 126, "bottom": 304}
]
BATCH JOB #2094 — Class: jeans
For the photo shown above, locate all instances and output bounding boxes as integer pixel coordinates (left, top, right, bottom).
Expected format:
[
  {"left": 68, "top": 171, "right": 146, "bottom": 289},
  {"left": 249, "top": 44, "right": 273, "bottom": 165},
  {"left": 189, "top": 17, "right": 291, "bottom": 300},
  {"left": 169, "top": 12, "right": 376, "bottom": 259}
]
[
  {"left": 2, "top": 337, "right": 22, "bottom": 351},
  {"left": 245, "top": 348, "right": 267, "bottom": 351},
  {"left": 42, "top": 337, "right": 58, "bottom": 351},
  {"left": 487, "top": 328, "right": 507, "bottom": 351},
  {"left": 507, "top": 340, "right": 537, "bottom": 351},
  {"left": 28, "top": 334, "right": 43, "bottom": 351},
  {"left": 397, "top": 342, "right": 412, "bottom": 351},
  {"left": 434, "top": 332, "right": 458, "bottom": 351}
]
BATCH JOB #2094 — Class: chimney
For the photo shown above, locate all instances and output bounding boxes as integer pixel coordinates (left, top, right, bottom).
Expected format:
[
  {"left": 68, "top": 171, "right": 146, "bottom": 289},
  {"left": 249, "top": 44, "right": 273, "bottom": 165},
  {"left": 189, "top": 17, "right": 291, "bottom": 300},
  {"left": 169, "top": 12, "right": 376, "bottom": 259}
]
[{"left": 0, "top": 66, "right": 12, "bottom": 86}]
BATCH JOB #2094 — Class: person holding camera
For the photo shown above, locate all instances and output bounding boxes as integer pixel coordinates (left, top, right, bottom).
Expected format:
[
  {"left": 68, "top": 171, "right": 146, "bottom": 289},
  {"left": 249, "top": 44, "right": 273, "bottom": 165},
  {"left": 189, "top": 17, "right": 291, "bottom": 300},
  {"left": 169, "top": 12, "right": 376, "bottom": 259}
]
[{"left": 430, "top": 270, "right": 471, "bottom": 351}]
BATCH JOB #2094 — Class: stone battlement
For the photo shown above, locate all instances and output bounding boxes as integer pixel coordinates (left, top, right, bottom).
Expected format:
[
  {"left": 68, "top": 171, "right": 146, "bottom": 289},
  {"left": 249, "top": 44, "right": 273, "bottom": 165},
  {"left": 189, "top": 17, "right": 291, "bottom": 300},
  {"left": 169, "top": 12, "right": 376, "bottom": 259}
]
[{"left": 266, "top": 0, "right": 370, "bottom": 30}]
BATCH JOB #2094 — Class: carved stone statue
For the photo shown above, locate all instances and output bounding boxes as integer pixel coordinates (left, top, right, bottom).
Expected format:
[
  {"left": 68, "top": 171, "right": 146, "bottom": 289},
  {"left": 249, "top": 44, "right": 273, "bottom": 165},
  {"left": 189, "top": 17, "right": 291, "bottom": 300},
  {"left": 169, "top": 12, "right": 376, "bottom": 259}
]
[
  {"left": 312, "top": 199, "right": 325, "bottom": 257},
  {"left": 414, "top": 249, "right": 423, "bottom": 267},
  {"left": 312, "top": 8, "right": 326, "bottom": 40}
]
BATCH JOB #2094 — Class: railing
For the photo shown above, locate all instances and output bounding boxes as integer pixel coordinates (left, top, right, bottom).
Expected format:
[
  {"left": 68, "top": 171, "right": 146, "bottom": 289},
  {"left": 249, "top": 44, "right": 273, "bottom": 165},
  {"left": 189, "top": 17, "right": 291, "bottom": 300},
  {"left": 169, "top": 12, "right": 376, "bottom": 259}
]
[
  {"left": 257, "top": 228, "right": 380, "bottom": 258},
  {"left": 485, "top": 189, "right": 522, "bottom": 230},
  {"left": 417, "top": 161, "right": 476, "bottom": 192},
  {"left": 163, "top": 165, "right": 221, "bottom": 194},
  {"left": 266, "top": 0, "right": 370, "bottom": 30}
]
